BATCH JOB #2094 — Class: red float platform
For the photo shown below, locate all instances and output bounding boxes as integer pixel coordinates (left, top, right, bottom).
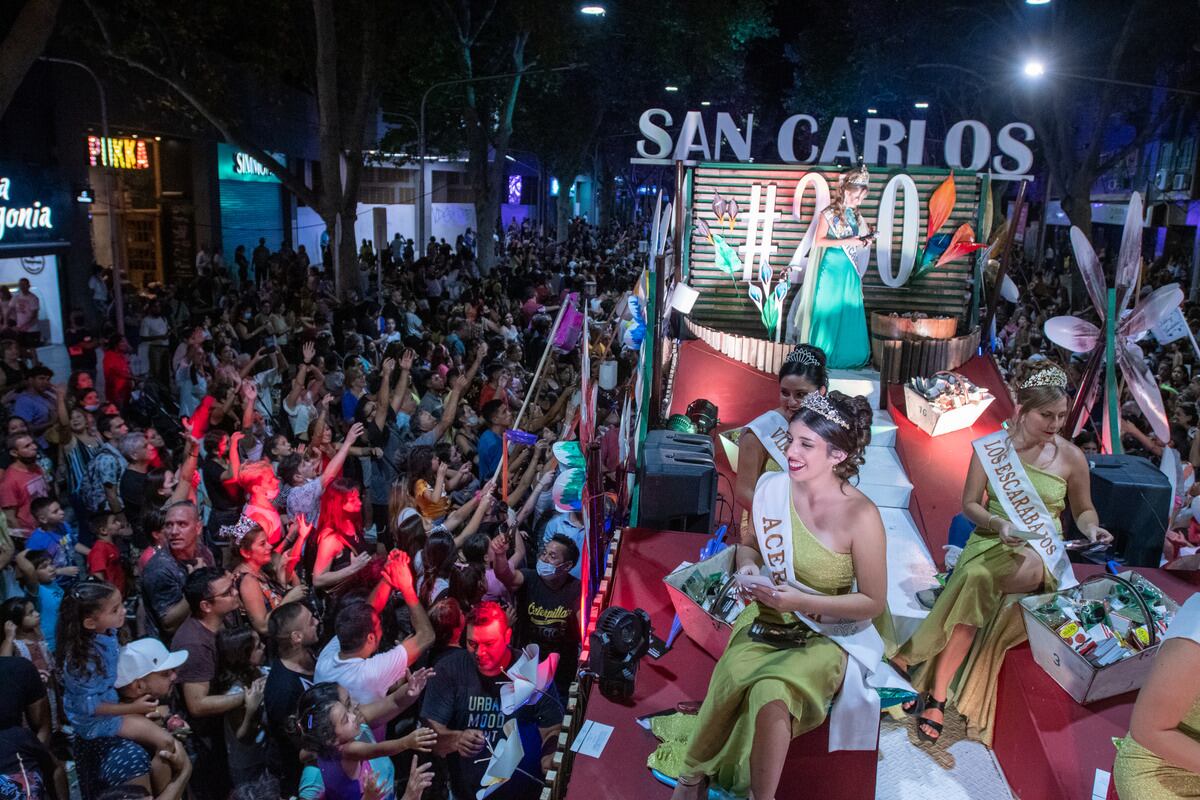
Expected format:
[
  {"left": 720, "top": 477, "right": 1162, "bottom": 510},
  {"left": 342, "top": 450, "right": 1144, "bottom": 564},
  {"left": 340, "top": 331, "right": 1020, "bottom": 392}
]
[{"left": 566, "top": 526, "right": 878, "bottom": 800}]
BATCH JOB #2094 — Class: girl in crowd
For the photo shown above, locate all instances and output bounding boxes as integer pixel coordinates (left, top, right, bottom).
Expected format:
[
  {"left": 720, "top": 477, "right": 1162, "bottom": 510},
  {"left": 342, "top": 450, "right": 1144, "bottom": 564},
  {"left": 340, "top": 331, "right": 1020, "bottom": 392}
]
[
  {"left": 59, "top": 581, "right": 176, "bottom": 793},
  {"left": 0, "top": 597, "right": 58, "bottom": 724},
  {"left": 312, "top": 480, "right": 371, "bottom": 595},
  {"left": 407, "top": 446, "right": 451, "bottom": 523},
  {"left": 895, "top": 361, "right": 1113, "bottom": 745},
  {"left": 216, "top": 626, "right": 269, "bottom": 784},
  {"left": 230, "top": 517, "right": 310, "bottom": 635},
  {"left": 295, "top": 682, "right": 436, "bottom": 800},
  {"left": 669, "top": 391, "right": 897, "bottom": 800}
]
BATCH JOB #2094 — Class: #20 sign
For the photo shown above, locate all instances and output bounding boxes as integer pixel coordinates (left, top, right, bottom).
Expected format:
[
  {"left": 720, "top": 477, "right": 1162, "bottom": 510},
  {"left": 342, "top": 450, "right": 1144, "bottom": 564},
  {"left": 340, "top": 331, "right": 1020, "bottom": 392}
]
[{"left": 687, "top": 163, "right": 986, "bottom": 337}]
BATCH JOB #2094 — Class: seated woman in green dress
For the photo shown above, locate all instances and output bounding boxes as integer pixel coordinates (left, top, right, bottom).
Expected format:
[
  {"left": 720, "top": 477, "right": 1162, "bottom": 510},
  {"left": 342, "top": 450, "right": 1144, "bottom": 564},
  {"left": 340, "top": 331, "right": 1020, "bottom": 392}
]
[
  {"left": 893, "top": 360, "right": 1113, "bottom": 746},
  {"left": 1113, "top": 593, "right": 1200, "bottom": 799},
  {"left": 671, "top": 391, "right": 891, "bottom": 800}
]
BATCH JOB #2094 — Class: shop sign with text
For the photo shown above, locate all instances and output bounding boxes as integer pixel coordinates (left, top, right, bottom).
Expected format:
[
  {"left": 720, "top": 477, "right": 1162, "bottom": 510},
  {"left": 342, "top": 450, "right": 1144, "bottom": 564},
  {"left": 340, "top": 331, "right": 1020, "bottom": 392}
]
[
  {"left": 218, "top": 143, "right": 283, "bottom": 183},
  {"left": 0, "top": 163, "right": 71, "bottom": 251},
  {"left": 87, "top": 136, "right": 151, "bottom": 170}
]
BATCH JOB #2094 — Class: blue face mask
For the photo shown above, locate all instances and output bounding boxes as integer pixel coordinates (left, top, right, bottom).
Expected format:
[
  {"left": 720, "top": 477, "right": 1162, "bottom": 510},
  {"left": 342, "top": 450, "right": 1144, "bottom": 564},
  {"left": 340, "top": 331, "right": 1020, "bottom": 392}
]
[{"left": 536, "top": 560, "right": 560, "bottom": 578}]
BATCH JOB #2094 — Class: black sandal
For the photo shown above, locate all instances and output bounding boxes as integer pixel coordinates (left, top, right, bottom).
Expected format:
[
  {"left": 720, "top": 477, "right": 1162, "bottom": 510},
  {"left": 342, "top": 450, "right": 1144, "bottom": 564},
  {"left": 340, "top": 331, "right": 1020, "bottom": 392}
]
[
  {"left": 916, "top": 694, "right": 946, "bottom": 744},
  {"left": 900, "top": 691, "right": 922, "bottom": 716}
]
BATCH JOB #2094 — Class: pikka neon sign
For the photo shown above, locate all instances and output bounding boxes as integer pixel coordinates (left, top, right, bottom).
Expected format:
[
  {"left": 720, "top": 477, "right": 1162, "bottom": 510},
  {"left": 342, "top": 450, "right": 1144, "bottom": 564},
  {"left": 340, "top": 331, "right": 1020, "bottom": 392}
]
[{"left": 0, "top": 178, "right": 54, "bottom": 242}]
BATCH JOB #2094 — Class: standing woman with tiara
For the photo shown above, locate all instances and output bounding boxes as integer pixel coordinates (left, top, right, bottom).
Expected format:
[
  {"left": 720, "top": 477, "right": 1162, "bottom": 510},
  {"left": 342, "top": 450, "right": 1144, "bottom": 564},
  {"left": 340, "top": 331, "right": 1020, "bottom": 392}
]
[
  {"left": 795, "top": 164, "right": 874, "bottom": 369},
  {"left": 894, "top": 360, "right": 1113, "bottom": 746},
  {"left": 665, "top": 391, "right": 909, "bottom": 800},
  {"left": 734, "top": 345, "right": 828, "bottom": 520}
]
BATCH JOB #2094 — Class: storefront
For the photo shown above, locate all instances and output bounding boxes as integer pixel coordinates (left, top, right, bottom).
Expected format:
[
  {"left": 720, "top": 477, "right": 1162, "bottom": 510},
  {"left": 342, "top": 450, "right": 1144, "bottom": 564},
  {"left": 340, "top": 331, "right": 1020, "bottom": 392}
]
[
  {"left": 217, "top": 144, "right": 288, "bottom": 260},
  {"left": 0, "top": 162, "right": 72, "bottom": 344}
]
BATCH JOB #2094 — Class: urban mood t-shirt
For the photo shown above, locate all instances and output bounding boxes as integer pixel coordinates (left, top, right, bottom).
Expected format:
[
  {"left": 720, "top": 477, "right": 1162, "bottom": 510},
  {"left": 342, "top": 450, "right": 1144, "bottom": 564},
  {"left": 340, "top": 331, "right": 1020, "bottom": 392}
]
[{"left": 420, "top": 648, "right": 562, "bottom": 800}]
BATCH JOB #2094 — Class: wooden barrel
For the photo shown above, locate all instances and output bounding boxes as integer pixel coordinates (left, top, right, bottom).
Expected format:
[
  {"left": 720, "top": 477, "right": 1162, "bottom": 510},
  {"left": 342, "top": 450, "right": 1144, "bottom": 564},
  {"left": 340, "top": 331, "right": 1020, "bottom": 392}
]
[{"left": 869, "top": 312, "right": 958, "bottom": 369}]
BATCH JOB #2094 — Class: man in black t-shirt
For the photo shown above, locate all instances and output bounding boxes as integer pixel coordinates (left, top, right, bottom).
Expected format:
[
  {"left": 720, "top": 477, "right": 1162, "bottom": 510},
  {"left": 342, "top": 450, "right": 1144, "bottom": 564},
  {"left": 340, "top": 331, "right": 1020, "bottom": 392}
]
[
  {"left": 263, "top": 602, "right": 319, "bottom": 796},
  {"left": 421, "top": 602, "right": 562, "bottom": 800},
  {"left": 492, "top": 533, "right": 582, "bottom": 697},
  {"left": 0, "top": 656, "right": 48, "bottom": 735}
]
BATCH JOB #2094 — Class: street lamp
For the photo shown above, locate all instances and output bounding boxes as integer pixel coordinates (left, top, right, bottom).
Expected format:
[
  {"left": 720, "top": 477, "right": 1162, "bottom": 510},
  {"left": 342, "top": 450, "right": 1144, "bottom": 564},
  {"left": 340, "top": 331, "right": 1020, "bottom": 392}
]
[
  {"left": 1025, "top": 0, "right": 1051, "bottom": 5},
  {"left": 417, "top": 63, "right": 585, "bottom": 252},
  {"left": 39, "top": 56, "right": 126, "bottom": 335},
  {"left": 664, "top": 85, "right": 679, "bottom": 92},
  {"left": 914, "top": 101, "right": 930, "bottom": 109},
  {"left": 1020, "top": 58, "right": 1200, "bottom": 97},
  {"left": 579, "top": 4, "right": 606, "bottom": 15}
]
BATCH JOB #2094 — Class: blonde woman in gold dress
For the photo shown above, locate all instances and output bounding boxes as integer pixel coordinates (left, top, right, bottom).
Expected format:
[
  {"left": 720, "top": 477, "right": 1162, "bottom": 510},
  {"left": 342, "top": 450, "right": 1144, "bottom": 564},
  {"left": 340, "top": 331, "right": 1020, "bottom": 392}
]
[
  {"left": 670, "top": 391, "right": 890, "bottom": 800},
  {"left": 893, "top": 360, "right": 1113, "bottom": 745},
  {"left": 1113, "top": 593, "right": 1200, "bottom": 798}
]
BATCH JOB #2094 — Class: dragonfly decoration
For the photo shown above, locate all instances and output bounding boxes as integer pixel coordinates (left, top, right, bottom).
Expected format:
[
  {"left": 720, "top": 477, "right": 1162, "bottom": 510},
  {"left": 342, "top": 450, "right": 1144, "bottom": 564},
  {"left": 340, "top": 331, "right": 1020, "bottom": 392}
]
[{"left": 1042, "top": 192, "right": 1180, "bottom": 446}]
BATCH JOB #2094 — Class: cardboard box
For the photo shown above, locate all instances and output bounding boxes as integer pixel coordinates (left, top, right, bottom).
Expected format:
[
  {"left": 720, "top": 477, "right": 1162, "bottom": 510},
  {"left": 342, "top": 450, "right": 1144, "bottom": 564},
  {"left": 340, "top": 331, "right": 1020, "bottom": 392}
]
[{"left": 903, "top": 385, "right": 994, "bottom": 437}]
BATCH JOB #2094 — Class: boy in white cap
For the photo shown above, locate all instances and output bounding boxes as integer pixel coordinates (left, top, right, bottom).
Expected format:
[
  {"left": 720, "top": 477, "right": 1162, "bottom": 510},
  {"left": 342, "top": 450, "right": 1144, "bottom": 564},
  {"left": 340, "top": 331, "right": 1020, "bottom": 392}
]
[{"left": 114, "top": 639, "right": 192, "bottom": 796}]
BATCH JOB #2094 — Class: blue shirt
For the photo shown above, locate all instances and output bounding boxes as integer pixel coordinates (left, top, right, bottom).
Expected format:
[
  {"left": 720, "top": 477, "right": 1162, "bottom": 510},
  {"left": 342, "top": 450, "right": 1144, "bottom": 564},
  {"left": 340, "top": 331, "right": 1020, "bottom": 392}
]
[
  {"left": 27, "top": 523, "right": 79, "bottom": 589},
  {"left": 477, "top": 429, "right": 503, "bottom": 479},
  {"left": 34, "top": 583, "right": 63, "bottom": 652},
  {"left": 62, "top": 631, "right": 121, "bottom": 738}
]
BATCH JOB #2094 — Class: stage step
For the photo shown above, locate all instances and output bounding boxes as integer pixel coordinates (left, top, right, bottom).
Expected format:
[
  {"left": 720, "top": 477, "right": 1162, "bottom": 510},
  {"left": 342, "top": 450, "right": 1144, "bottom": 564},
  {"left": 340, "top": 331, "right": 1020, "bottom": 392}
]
[
  {"left": 829, "top": 368, "right": 881, "bottom": 409},
  {"left": 858, "top": 445, "right": 914, "bottom": 509},
  {"left": 880, "top": 506, "right": 940, "bottom": 645},
  {"left": 872, "top": 408, "right": 897, "bottom": 448}
]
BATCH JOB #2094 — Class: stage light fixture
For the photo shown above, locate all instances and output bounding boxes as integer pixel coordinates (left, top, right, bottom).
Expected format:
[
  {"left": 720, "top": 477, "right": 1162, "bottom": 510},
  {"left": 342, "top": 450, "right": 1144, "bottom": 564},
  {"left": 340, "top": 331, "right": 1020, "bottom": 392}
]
[
  {"left": 686, "top": 399, "right": 719, "bottom": 434},
  {"left": 667, "top": 414, "right": 697, "bottom": 434},
  {"left": 668, "top": 283, "right": 699, "bottom": 315},
  {"left": 588, "top": 606, "right": 652, "bottom": 700}
]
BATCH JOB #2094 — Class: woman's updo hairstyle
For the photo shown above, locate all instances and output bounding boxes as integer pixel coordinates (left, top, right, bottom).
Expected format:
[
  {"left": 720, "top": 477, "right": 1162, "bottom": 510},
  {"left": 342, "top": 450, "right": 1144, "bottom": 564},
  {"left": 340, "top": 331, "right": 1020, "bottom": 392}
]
[
  {"left": 1010, "top": 359, "right": 1071, "bottom": 417},
  {"left": 779, "top": 344, "right": 828, "bottom": 390},
  {"left": 793, "top": 390, "right": 874, "bottom": 482}
]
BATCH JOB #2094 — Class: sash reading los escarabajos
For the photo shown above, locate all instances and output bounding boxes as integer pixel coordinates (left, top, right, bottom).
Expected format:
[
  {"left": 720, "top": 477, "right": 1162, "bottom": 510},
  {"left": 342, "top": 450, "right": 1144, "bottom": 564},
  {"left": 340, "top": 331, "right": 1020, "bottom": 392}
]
[
  {"left": 752, "top": 471, "right": 912, "bottom": 752},
  {"left": 971, "top": 429, "right": 1078, "bottom": 590}
]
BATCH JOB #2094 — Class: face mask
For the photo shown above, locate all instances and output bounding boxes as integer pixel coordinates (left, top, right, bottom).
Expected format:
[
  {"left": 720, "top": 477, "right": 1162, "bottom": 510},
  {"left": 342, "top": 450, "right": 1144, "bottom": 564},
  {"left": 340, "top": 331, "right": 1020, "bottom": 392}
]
[
  {"left": 536, "top": 560, "right": 561, "bottom": 578},
  {"left": 84, "top": 403, "right": 100, "bottom": 412},
  {"left": 243, "top": 313, "right": 252, "bottom": 321},
  {"left": 465, "top": 414, "right": 479, "bottom": 427}
]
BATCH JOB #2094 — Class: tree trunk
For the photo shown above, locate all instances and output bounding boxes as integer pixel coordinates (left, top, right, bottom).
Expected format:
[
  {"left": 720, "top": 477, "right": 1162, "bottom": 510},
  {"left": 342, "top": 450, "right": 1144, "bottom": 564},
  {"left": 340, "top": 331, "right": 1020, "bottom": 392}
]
[
  {"left": 0, "top": 0, "right": 62, "bottom": 120},
  {"left": 555, "top": 182, "right": 573, "bottom": 243}
]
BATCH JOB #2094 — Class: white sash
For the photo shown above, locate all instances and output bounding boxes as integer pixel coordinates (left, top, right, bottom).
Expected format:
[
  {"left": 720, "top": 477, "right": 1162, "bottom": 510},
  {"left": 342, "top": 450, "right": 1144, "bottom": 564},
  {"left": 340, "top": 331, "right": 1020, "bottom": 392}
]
[
  {"left": 971, "top": 430, "right": 1078, "bottom": 590},
  {"left": 745, "top": 410, "right": 791, "bottom": 473},
  {"left": 752, "top": 471, "right": 912, "bottom": 751}
]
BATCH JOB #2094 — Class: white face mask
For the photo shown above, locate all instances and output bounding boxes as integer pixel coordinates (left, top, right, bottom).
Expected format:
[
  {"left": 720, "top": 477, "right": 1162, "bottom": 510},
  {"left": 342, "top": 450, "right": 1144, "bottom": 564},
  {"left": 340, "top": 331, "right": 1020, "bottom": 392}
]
[{"left": 536, "top": 560, "right": 560, "bottom": 578}]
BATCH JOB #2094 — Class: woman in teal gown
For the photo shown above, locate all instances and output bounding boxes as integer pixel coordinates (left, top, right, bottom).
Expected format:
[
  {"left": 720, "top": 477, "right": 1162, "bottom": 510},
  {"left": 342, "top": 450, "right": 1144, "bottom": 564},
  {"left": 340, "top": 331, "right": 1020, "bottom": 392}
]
[{"left": 805, "top": 165, "right": 873, "bottom": 369}]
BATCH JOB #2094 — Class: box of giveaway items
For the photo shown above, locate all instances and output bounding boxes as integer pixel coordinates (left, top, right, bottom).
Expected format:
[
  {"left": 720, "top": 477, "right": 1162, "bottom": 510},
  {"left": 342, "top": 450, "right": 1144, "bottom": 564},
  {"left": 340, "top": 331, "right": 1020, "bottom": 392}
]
[{"left": 1019, "top": 571, "right": 1181, "bottom": 704}]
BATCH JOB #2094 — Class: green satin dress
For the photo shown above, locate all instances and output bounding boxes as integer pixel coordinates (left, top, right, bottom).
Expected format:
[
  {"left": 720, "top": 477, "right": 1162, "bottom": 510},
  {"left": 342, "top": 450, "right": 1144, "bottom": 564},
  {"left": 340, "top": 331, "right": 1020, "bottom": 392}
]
[
  {"left": 808, "top": 208, "right": 870, "bottom": 370},
  {"left": 648, "top": 505, "right": 854, "bottom": 796},
  {"left": 900, "top": 463, "right": 1068, "bottom": 745},
  {"left": 1114, "top": 693, "right": 1200, "bottom": 799}
]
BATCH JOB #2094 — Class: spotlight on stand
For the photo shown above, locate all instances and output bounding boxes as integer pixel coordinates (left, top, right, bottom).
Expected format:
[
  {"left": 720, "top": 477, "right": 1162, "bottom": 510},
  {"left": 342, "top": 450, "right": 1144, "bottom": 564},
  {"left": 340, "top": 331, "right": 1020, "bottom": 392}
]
[
  {"left": 686, "top": 399, "right": 719, "bottom": 435},
  {"left": 588, "top": 606, "right": 652, "bottom": 700}
]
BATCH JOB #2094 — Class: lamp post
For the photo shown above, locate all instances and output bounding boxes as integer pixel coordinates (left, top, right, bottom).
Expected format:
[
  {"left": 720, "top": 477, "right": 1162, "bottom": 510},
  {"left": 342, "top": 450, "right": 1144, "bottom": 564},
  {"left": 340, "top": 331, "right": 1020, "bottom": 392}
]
[
  {"left": 39, "top": 56, "right": 125, "bottom": 335},
  {"left": 417, "top": 63, "right": 585, "bottom": 253}
]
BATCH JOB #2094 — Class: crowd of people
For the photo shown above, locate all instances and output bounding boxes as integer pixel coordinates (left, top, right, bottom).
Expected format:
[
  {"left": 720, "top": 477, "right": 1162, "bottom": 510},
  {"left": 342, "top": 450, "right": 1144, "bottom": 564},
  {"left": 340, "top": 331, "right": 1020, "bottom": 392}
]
[{"left": 0, "top": 216, "right": 642, "bottom": 800}]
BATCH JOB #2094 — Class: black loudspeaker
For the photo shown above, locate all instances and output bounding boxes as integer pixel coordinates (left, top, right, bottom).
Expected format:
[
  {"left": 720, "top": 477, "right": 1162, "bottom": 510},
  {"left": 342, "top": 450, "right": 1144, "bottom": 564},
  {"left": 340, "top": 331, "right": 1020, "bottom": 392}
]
[
  {"left": 1069, "top": 454, "right": 1171, "bottom": 567},
  {"left": 638, "top": 430, "right": 717, "bottom": 534}
]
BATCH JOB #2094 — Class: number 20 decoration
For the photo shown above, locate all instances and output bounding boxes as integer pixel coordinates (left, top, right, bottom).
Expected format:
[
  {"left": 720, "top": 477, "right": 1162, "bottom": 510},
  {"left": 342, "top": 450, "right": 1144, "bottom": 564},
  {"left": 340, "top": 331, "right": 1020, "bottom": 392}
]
[{"left": 694, "top": 171, "right": 989, "bottom": 339}]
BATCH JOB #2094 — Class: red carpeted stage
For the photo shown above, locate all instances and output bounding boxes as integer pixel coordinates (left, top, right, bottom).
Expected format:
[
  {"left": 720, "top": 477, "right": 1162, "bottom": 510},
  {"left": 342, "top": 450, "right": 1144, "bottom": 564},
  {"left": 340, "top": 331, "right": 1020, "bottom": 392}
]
[{"left": 563, "top": 339, "right": 1198, "bottom": 799}]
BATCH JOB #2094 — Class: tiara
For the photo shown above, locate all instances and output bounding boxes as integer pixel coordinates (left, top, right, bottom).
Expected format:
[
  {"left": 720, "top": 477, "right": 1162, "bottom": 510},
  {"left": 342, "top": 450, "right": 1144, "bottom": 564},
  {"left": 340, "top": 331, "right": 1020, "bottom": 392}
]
[
  {"left": 785, "top": 347, "right": 820, "bottom": 367},
  {"left": 800, "top": 392, "right": 850, "bottom": 430},
  {"left": 220, "top": 515, "right": 259, "bottom": 546},
  {"left": 1020, "top": 366, "right": 1069, "bottom": 390},
  {"left": 845, "top": 164, "right": 870, "bottom": 188}
]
